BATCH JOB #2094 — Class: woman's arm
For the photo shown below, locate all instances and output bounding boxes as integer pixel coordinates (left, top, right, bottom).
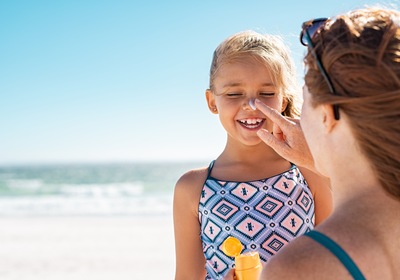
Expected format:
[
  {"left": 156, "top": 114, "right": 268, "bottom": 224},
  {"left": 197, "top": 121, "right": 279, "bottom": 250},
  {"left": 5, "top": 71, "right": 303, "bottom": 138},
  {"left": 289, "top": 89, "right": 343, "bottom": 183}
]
[{"left": 173, "top": 169, "right": 207, "bottom": 280}]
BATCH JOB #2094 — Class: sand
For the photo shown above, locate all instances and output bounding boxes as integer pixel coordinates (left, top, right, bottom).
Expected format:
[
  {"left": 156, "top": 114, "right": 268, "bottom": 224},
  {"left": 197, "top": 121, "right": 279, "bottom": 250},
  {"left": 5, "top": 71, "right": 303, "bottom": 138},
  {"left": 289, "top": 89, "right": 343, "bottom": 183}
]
[{"left": 0, "top": 214, "right": 175, "bottom": 280}]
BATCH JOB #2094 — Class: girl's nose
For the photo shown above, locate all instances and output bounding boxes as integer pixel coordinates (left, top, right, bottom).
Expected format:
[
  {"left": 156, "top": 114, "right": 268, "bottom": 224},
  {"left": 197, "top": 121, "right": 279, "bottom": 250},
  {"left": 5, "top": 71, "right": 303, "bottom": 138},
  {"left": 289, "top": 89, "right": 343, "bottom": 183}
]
[
  {"left": 249, "top": 99, "right": 256, "bottom": 110},
  {"left": 243, "top": 98, "right": 257, "bottom": 110}
]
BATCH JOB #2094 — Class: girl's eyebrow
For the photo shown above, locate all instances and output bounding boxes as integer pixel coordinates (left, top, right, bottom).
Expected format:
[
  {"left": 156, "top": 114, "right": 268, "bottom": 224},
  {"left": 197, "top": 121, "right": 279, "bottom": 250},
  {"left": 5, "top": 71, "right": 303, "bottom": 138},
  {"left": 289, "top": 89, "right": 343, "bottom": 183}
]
[
  {"left": 222, "top": 82, "right": 275, "bottom": 88},
  {"left": 260, "top": 82, "right": 275, "bottom": 87},
  {"left": 221, "top": 82, "right": 243, "bottom": 88}
]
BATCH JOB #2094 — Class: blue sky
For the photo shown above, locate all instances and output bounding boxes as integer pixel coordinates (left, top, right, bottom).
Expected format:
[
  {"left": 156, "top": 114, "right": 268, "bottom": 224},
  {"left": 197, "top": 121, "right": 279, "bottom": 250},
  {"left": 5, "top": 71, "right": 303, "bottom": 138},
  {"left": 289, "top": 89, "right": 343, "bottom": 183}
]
[{"left": 0, "top": 0, "right": 393, "bottom": 164}]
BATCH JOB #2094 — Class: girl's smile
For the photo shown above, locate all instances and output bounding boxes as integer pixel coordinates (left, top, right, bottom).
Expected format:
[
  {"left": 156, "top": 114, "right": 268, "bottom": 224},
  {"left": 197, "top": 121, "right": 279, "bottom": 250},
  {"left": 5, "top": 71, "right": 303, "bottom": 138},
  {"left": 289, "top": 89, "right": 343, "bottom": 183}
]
[{"left": 237, "top": 118, "right": 266, "bottom": 130}]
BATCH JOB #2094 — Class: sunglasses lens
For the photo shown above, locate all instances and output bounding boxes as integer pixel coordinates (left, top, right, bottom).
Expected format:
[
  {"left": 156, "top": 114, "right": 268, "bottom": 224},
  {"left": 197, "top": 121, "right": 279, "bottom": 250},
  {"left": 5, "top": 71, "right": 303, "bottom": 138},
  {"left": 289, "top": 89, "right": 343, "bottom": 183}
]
[
  {"left": 300, "top": 32, "right": 310, "bottom": 45},
  {"left": 301, "top": 18, "right": 328, "bottom": 46},
  {"left": 307, "top": 21, "right": 324, "bottom": 38}
]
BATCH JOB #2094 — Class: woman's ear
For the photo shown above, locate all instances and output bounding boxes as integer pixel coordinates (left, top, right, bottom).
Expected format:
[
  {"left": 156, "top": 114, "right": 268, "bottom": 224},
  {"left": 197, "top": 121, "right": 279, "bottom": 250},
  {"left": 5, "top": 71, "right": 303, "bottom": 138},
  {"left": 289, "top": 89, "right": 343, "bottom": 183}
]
[
  {"left": 321, "top": 104, "right": 338, "bottom": 133},
  {"left": 206, "top": 89, "right": 218, "bottom": 114}
]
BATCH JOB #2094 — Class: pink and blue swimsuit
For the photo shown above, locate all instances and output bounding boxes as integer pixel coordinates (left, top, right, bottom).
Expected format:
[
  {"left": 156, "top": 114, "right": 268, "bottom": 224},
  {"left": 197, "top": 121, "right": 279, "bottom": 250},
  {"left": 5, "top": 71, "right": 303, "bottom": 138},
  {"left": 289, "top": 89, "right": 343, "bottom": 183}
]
[{"left": 199, "top": 161, "right": 315, "bottom": 279}]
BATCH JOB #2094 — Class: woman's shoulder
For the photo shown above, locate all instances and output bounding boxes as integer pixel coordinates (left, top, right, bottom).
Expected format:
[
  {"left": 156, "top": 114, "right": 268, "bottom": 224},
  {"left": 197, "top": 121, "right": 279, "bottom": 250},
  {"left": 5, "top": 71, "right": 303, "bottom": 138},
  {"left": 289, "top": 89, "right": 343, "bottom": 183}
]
[
  {"left": 260, "top": 232, "right": 343, "bottom": 279},
  {"left": 262, "top": 221, "right": 398, "bottom": 279},
  {"left": 260, "top": 235, "right": 314, "bottom": 278}
]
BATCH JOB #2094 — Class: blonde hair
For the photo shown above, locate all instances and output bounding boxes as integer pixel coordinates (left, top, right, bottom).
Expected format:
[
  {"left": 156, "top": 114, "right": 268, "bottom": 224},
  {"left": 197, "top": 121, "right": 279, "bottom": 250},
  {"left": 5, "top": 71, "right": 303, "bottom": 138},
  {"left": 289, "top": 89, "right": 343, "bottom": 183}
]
[
  {"left": 304, "top": 7, "right": 400, "bottom": 199},
  {"left": 209, "top": 30, "right": 301, "bottom": 118}
]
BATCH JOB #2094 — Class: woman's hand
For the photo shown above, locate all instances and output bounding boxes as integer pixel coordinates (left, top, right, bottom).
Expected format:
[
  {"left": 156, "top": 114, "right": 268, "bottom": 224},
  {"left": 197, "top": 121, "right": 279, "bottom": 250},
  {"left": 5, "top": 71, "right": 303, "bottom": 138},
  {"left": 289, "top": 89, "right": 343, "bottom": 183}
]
[{"left": 254, "top": 99, "right": 316, "bottom": 172}]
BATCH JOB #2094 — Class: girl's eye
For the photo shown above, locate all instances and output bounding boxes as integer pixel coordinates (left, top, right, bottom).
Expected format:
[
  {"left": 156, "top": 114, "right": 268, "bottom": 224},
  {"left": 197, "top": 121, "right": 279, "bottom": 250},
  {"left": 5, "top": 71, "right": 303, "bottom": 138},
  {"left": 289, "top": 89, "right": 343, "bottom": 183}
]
[
  {"left": 225, "top": 92, "right": 243, "bottom": 97},
  {"left": 260, "top": 92, "right": 275, "bottom": 97}
]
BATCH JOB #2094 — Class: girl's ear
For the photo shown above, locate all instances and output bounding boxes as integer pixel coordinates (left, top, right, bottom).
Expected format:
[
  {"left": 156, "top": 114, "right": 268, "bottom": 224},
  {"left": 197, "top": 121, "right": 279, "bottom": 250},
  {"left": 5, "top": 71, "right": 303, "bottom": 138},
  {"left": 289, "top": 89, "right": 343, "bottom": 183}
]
[
  {"left": 206, "top": 89, "right": 218, "bottom": 114},
  {"left": 281, "top": 97, "right": 288, "bottom": 114}
]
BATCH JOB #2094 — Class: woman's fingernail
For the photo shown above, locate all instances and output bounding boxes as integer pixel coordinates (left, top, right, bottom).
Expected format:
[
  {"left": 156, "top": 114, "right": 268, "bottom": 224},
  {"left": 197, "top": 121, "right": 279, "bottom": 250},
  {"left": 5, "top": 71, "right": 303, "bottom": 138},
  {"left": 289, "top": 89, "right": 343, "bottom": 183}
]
[
  {"left": 257, "top": 129, "right": 269, "bottom": 136},
  {"left": 249, "top": 99, "right": 256, "bottom": 110}
]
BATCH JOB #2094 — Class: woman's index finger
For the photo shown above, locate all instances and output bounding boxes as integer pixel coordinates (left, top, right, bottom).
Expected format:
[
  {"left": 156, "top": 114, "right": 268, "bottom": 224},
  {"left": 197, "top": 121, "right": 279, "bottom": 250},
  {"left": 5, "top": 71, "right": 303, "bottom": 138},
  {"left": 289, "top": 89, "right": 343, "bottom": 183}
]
[{"left": 254, "top": 99, "right": 290, "bottom": 128}]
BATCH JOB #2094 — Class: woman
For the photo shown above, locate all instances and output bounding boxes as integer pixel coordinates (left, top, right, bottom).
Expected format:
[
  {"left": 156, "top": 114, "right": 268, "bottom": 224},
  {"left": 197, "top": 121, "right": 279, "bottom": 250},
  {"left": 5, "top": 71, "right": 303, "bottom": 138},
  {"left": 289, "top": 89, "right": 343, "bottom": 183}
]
[{"left": 255, "top": 6, "right": 400, "bottom": 279}]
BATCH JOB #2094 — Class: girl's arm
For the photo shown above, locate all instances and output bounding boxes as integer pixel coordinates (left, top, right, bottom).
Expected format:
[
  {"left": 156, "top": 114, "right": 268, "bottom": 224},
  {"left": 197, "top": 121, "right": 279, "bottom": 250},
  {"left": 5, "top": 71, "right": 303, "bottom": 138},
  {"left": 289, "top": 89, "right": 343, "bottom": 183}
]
[
  {"left": 173, "top": 169, "right": 207, "bottom": 280},
  {"left": 299, "top": 167, "right": 333, "bottom": 225}
]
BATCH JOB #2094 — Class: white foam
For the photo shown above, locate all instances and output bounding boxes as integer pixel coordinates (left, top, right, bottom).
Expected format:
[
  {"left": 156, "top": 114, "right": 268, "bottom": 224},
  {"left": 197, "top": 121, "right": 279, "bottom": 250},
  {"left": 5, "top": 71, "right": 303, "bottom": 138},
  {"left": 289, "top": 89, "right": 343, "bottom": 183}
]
[
  {"left": 60, "top": 182, "right": 144, "bottom": 197},
  {"left": 6, "top": 179, "right": 43, "bottom": 191},
  {"left": 0, "top": 194, "right": 173, "bottom": 216}
]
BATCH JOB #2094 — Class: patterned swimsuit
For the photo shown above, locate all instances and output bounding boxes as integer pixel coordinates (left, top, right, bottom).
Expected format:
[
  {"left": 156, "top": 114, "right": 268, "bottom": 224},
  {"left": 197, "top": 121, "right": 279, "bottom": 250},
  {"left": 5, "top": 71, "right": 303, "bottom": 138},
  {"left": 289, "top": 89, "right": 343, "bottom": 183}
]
[{"left": 199, "top": 161, "right": 315, "bottom": 279}]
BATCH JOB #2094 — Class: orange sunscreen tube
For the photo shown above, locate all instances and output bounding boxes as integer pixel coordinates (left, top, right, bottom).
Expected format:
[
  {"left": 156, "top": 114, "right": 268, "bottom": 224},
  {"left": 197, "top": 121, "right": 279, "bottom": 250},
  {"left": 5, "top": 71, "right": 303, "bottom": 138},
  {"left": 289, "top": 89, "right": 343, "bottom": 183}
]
[{"left": 222, "top": 236, "right": 262, "bottom": 280}]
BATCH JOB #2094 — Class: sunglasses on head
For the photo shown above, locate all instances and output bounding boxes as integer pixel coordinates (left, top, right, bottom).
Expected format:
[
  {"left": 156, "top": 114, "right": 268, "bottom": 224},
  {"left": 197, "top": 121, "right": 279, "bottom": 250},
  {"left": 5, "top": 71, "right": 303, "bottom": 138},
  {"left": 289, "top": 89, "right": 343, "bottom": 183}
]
[{"left": 300, "top": 18, "right": 340, "bottom": 120}]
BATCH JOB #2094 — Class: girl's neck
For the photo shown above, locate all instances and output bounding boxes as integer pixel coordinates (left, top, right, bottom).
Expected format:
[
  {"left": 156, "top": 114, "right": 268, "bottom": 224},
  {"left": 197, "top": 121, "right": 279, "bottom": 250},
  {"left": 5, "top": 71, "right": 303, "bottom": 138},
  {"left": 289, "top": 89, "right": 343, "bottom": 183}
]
[
  {"left": 219, "top": 140, "right": 282, "bottom": 164},
  {"left": 212, "top": 142, "right": 291, "bottom": 182}
]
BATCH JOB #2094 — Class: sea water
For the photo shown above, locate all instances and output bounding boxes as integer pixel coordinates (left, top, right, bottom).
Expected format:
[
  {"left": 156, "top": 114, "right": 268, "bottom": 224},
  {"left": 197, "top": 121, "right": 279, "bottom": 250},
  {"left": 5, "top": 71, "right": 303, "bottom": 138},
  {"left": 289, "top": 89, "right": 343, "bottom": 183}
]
[{"left": 0, "top": 161, "right": 208, "bottom": 216}]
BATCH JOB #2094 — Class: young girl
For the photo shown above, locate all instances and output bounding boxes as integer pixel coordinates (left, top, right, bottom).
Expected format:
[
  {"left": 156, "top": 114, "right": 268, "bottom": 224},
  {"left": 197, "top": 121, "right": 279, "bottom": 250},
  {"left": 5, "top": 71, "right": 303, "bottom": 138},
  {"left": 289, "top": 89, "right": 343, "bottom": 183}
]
[{"left": 173, "top": 30, "right": 333, "bottom": 280}]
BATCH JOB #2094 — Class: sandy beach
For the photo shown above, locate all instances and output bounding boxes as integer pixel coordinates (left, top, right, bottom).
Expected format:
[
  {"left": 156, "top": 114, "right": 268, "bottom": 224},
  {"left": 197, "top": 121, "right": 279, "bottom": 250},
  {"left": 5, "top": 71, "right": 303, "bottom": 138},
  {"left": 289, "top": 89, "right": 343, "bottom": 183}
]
[{"left": 0, "top": 214, "right": 175, "bottom": 280}]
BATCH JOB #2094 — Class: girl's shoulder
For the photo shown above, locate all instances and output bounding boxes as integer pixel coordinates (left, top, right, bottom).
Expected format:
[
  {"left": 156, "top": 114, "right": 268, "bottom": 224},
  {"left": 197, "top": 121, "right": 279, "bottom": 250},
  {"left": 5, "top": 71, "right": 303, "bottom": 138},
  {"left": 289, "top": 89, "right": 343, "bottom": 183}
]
[
  {"left": 174, "top": 165, "right": 210, "bottom": 202},
  {"left": 297, "top": 166, "right": 331, "bottom": 198},
  {"left": 298, "top": 166, "right": 333, "bottom": 225},
  {"left": 176, "top": 166, "right": 209, "bottom": 188}
]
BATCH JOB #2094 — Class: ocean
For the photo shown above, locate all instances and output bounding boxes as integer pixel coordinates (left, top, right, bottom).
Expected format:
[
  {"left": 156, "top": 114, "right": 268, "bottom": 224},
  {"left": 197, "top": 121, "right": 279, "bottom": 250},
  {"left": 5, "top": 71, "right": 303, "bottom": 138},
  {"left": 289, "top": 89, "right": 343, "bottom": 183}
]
[{"left": 0, "top": 161, "right": 208, "bottom": 216}]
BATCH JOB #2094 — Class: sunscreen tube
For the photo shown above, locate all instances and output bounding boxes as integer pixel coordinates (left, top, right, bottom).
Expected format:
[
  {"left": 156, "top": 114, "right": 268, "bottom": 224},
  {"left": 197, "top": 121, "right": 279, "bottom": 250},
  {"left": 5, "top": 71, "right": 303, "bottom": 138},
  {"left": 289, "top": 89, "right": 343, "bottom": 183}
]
[
  {"left": 222, "top": 236, "right": 262, "bottom": 280},
  {"left": 234, "top": 252, "right": 262, "bottom": 280}
]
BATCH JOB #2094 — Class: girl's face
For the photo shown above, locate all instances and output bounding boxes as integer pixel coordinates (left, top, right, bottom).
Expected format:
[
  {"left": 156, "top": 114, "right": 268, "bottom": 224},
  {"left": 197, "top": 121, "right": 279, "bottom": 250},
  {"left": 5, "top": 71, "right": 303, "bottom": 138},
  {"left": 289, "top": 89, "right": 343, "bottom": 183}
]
[{"left": 206, "top": 56, "right": 287, "bottom": 146}]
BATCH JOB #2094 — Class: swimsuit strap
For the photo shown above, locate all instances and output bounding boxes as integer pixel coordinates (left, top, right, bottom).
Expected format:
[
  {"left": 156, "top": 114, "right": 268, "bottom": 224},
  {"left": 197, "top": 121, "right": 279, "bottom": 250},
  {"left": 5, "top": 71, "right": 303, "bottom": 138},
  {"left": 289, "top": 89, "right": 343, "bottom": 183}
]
[
  {"left": 304, "top": 231, "right": 366, "bottom": 280},
  {"left": 206, "top": 161, "right": 297, "bottom": 181},
  {"left": 206, "top": 160, "right": 216, "bottom": 178}
]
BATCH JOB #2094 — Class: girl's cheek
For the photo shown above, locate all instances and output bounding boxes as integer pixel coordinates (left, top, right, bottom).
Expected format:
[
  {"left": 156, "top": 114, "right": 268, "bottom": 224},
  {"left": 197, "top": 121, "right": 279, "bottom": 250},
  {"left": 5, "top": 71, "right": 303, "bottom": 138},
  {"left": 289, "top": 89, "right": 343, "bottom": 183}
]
[{"left": 261, "top": 99, "right": 281, "bottom": 110}]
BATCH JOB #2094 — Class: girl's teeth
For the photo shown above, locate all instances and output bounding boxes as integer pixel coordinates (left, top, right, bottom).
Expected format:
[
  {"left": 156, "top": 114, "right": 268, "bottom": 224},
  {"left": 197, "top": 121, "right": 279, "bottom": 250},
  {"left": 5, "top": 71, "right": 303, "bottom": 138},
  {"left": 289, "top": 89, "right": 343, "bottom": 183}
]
[{"left": 241, "top": 119, "right": 262, "bottom": 124}]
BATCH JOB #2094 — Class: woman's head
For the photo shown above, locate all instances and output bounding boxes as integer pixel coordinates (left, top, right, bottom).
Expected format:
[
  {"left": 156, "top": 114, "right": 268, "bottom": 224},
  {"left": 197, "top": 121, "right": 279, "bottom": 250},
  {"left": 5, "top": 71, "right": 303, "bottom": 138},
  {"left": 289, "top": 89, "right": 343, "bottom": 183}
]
[
  {"left": 209, "top": 30, "right": 301, "bottom": 118},
  {"left": 303, "top": 7, "right": 400, "bottom": 199}
]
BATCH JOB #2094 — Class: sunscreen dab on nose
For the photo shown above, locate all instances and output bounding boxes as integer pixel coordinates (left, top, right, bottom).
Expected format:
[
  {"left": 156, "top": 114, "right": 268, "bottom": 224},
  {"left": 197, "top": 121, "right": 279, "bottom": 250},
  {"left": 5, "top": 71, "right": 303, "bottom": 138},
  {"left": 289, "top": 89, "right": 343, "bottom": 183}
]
[{"left": 249, "top": 99, "right": 256, "bottom": 110}]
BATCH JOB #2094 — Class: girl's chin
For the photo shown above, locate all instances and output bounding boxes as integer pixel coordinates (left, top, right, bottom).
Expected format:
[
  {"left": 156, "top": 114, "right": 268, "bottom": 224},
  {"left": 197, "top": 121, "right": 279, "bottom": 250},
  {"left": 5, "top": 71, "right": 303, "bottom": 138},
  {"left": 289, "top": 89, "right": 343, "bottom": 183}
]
[{"left": 240, "top": 138, "right": 265, "bottom": 147}]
